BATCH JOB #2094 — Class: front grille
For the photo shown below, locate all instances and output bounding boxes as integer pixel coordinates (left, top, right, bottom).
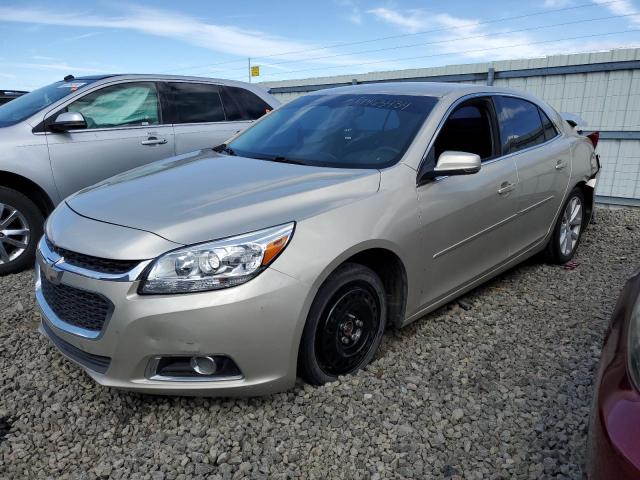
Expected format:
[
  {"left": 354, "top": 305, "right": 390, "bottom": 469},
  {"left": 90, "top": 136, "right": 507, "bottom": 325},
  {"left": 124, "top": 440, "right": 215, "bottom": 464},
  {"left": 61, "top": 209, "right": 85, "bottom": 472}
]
[
  {"left": 46, "top": 238, "right": 139, "bottom": 275},
  {"left": 42, "top": 320, "right": 111, "bottom": 374},
  {"left": 40, "top": 275, "right": 112, "bottom": 333}
]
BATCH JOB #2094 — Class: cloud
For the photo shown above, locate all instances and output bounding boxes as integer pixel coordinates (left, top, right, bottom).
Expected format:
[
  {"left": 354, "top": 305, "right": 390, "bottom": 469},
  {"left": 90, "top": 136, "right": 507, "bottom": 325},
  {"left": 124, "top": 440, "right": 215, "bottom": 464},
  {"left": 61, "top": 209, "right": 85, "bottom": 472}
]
[
  {"left": 334, "top": 0, "right": 364, "bottom": 25},
  {"left": 543, "top": 0, "right": 574, "bottom": 7},
  {"left": 31, "top": 55, "right": 58, "bottom": 62},
  {"left": 62, "top": 31, "right": 104, "bottom": 42},
  {"left": 0, "top": 4, "right": 395, "bottom": 79},
  {"left": 368, "top": 8, "right": 428, "bottom": 33},
  {"left": 365, "top": 6, "right": 639, "bottom": 64},
  {"left": 593, "top": 0, "right": 640, "bottom": 24},
  {"left": 0, "top": 62, "right": 110, "bottom": 74},
  {"left": 366, "top": 8, "right": 545, "bottom": 59},
  {"left": 1, "top": 5, "right": 358, "bottom": 63}
]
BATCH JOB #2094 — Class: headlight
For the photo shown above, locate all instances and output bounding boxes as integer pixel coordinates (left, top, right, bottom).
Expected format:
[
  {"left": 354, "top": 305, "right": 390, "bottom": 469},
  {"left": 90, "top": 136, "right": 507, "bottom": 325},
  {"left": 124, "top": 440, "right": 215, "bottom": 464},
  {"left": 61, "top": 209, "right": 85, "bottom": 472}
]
[{"left": 139, "top": 223, "right": 294, "bottom": 294}]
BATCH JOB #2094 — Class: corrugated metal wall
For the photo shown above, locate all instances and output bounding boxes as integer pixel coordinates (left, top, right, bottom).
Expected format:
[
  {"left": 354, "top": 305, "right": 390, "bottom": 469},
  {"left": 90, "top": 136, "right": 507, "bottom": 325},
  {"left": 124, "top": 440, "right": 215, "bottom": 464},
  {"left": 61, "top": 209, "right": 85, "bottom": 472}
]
[{"left": 260, "top": 48, "right": 640, "bottom": 204}]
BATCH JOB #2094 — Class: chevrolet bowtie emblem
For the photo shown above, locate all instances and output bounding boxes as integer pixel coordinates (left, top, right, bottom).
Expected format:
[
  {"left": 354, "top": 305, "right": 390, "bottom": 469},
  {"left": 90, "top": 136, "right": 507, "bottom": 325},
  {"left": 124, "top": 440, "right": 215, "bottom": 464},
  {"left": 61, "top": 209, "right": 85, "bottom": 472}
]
[{"left": 42, "top": 257, "right": 64, "bottom": 285}]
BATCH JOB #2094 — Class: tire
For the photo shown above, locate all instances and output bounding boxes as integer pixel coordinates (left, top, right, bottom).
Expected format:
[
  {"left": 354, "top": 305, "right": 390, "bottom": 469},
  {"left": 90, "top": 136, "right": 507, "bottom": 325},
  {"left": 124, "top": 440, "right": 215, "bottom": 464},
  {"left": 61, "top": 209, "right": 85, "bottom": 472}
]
[
  {"left": 298, "top": 262, "right": 387, "bottom": 385},
  {"left": 545, "top": 187, "right": 585, "bottom": 264},
  {"left": 0, "top": 187, "right": 44, "bottom": 275}
]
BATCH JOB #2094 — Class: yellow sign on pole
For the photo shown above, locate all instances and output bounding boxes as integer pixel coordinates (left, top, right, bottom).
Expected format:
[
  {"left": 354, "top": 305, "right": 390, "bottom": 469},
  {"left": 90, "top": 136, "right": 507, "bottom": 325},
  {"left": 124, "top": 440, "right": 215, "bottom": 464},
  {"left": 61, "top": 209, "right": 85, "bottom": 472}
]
[{"left": 250, "top": 65, "right": 260, "bottom": 77}]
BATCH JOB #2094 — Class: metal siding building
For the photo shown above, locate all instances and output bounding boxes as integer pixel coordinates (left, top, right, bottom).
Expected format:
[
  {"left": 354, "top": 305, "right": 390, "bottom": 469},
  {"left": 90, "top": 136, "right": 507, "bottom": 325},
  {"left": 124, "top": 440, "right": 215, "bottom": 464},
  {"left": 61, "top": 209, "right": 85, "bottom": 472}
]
[{"left": 261, "top": 48, "right": 640, "bottom": 205}]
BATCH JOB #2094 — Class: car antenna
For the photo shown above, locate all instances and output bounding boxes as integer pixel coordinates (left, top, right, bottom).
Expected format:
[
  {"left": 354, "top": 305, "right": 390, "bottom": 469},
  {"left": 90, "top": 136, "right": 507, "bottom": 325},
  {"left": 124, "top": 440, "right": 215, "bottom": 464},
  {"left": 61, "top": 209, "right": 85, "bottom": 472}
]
[{"left": 64, "top": 74, "right": 75, "bottom": 82}]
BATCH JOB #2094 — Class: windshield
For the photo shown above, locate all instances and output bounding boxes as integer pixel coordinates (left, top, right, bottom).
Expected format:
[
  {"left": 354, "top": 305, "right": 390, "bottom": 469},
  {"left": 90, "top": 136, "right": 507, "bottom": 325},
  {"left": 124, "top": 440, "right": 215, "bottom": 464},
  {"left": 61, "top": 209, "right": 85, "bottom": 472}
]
[
  {"left": 227, "top": 93, "right": 439, "bottom": 168},
  {"left": 0, "top": 79, "right": 98, "bottom": 127}
]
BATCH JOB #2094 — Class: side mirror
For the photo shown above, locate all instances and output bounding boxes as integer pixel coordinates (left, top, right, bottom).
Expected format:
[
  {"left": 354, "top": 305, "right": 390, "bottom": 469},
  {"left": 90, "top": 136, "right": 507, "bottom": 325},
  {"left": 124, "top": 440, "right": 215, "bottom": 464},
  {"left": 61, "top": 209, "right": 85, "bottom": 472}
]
[
  {"left": 434, "top": 151, "right": 481, "bottom": 176},
  {"left": 49, "top": 112, "right": 87, "bottom": 132},
  {"left": 418, "top": 151, "right": 482, "bottom": 184}
]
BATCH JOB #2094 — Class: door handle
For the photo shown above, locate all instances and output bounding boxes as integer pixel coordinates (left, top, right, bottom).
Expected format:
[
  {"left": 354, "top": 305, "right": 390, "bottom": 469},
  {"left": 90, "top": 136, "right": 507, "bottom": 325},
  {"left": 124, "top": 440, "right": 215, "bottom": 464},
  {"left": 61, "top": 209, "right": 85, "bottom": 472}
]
[
  {"left": 498, "top": 182, "right": 515, "bottom": 195},
  {"left": 141, "top": 136, "right": 167, "bottom": 146},
  {"left": 555, "top": 160, "right": 567, "bottom": 170}
]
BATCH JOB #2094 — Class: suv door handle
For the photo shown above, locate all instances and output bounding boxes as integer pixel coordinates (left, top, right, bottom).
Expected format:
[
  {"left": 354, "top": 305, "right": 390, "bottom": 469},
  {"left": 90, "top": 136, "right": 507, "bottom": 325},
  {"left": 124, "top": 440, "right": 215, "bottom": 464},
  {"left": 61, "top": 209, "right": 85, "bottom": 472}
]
[
  {"left": 141, "top": 136, "right": 167, "bottom": 146},
  {"left": 498, "top": 182, "right": 515, "bottom": 195},
  {"left": 555, "top": 160, "right": 567, "bottom": 170}
]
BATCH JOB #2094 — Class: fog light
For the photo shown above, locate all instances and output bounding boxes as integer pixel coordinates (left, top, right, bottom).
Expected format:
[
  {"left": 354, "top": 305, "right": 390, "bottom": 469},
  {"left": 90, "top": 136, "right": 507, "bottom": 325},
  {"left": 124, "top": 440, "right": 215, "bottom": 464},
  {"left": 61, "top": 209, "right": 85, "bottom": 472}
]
[{"left": 190, "top": 356, "right": 218, "bottom": 375}]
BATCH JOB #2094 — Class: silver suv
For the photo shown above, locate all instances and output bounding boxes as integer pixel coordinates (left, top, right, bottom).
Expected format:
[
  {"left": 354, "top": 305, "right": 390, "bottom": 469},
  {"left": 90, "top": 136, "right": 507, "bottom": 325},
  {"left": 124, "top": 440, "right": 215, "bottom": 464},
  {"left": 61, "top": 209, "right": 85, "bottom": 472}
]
[
  {"left": 36, "top": 82, "right": 599, "bottom": 396},
  {"left": 0, "top": 74, "right": 279, "bottom": 274}
]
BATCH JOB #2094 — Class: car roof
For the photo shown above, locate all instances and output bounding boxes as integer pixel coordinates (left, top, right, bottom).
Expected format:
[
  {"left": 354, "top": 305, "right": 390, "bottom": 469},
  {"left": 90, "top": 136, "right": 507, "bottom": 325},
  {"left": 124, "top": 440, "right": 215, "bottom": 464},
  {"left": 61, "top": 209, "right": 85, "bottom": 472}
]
[
  {"left": 72, "top": 74, "right": 260, "bottom": 89},
  {"left": 309, "top": 81, "right": 526, "bottom": 99}
]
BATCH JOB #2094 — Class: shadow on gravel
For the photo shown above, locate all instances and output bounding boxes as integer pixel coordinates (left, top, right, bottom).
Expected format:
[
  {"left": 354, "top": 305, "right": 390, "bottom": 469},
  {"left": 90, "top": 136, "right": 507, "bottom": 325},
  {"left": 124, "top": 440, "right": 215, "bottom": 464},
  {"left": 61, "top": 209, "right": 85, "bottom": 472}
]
[{"left": 0, "top": 416, "right": 11, "bottom": 443}]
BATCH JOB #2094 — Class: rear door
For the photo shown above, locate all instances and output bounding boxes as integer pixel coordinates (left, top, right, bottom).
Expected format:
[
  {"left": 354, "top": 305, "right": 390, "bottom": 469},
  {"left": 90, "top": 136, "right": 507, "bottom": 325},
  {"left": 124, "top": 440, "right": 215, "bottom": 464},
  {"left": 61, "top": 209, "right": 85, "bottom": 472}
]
[
  {"left": 164, "top": 82, "right": 236, "bottom": 155},
  {"left": 164, "top": 83, "right": 275, "bottom": 155},
  {"left": 417, "top": 97, "right": 519, "bottom": 307},
  {"left": 45, "top": 81, "right": 175, "bottom": 198},
  {"left": 493, "top": 96, "right": 571, "bottom": 255}
]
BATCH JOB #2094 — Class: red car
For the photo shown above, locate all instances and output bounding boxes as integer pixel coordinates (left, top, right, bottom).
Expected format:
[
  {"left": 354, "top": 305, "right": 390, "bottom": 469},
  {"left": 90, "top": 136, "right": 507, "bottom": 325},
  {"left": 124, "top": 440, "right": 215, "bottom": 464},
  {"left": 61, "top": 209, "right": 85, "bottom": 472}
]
[{"left": 588, "top": 267, "right": 640, "bottom": 478}]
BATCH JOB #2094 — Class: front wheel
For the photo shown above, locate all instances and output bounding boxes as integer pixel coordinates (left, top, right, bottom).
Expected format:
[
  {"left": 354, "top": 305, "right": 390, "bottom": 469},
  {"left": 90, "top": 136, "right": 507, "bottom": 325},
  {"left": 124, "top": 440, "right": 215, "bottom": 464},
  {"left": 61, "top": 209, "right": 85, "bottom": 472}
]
[
  {"left": 298, "top": 263, "right": 386, "bottom": 385},
  {"left": 0, "top": 187, "right": 44, "bottom": 275},
  {"left": 545, "top": 187, "right": 585, "bottom": 264}
]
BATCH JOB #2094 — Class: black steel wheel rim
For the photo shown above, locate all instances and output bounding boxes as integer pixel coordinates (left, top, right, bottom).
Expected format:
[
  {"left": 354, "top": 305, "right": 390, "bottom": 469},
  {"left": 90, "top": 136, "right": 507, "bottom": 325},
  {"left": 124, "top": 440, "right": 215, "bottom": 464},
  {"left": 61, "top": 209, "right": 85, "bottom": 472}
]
[{"left": 315, "top": 282, "right": 380, "bottom": 376}]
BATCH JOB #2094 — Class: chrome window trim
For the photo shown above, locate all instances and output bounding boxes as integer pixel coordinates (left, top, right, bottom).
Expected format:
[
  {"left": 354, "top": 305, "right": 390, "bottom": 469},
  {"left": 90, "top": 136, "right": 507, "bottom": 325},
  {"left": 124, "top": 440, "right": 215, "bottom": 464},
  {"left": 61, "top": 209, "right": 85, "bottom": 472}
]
[
  {"left": 38, "top": 236, "right": 152, "bottom": 282},
  {"left": 417, "top": 92, "right": 565, "bottom": 184},
  {"left": 145, "top": 356, "right": 244, "bottom": 383}
]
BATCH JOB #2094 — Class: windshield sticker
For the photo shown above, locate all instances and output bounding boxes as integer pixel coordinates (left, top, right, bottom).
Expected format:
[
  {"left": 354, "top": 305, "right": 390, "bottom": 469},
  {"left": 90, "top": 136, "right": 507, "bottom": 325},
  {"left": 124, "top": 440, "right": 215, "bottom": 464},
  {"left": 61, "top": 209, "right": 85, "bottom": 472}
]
[
  {"left": 343, "top": 96, "right": 412, "bottom": 111},
  {"left": 57, "top": 82, "right": 86, "bottom": 92}
]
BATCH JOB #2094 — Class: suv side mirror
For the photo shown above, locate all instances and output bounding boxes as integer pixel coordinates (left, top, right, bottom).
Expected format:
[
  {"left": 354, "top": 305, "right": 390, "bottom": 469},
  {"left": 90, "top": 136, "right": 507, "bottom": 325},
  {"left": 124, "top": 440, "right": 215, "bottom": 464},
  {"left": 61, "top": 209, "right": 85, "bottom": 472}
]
[{"left": 49, "top": 112, "right": 87, "bottom": 132}]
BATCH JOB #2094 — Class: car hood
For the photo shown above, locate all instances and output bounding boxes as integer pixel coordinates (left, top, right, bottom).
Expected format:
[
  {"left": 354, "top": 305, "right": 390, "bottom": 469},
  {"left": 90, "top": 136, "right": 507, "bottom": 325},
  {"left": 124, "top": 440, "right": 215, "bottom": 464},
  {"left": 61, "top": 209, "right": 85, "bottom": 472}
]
[{"left": 66, "top": 150, "right": 381, "bottom": 245}]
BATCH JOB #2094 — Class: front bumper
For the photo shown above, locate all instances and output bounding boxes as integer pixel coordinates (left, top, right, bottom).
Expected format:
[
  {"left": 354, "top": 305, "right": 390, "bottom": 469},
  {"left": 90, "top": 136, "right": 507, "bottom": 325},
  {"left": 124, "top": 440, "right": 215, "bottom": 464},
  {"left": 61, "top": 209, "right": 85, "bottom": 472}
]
[{"left": 36, "top": 257, "right": 311, "bottom": 397}]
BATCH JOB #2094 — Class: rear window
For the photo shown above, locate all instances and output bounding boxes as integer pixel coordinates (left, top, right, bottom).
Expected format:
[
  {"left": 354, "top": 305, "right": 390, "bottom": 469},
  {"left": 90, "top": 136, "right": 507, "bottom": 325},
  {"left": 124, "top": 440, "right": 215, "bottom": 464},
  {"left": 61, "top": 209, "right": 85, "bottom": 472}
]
[
  {"left": 168, "top": 82, "right": 225, "bottom": 124},
  {"left": 495, "top": 96, "right": 546, "bottom": 155},
  {"left": 220, "top": 86, "right": 272, "bottom": 121},
  {"left": 538, "top": 108, "right": 559, "bottom": 141}
]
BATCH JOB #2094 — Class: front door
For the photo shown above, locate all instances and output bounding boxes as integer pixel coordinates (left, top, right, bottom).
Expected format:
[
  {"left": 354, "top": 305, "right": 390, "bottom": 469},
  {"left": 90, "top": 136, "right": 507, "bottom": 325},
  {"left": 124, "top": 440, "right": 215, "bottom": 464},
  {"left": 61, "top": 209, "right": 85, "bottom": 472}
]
[
  {"left": 417, "top": 97, "right": 519, "bottom": 307},
  {"left": 45, "top": 81, "right": 175, "bottom": 198}
]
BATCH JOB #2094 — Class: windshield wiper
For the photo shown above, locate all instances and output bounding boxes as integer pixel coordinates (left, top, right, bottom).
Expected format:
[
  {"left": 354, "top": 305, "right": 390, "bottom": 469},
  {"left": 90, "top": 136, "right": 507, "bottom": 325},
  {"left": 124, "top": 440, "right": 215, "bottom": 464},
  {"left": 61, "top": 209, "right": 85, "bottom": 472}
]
[
  {"left": 212, "top": 143, "right": 237, "bottom": 156},
  {"left": 266, "top": 155, "right": 309, "bottom": 166}
]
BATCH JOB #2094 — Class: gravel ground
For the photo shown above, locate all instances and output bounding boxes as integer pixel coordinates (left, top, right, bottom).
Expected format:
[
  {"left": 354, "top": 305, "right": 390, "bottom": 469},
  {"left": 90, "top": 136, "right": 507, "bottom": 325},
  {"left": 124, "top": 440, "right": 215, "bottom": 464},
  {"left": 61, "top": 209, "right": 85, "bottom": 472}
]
[{"left": 1, "top": 207, "right": 639, "bottom": 480}]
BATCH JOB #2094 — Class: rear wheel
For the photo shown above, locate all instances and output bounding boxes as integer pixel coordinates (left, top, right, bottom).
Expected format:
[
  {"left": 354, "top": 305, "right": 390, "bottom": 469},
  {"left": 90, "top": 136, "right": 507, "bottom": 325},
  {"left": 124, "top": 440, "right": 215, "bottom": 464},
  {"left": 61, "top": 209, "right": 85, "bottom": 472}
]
[
  {"left": 0, "top": 187, "right": 43, "bottom": 275},
  {"left": 545, "top": 187, "right": 585, "bottom": 264},
  {"left": 299, "top": 263, "right": 386, "bottom": 385}
]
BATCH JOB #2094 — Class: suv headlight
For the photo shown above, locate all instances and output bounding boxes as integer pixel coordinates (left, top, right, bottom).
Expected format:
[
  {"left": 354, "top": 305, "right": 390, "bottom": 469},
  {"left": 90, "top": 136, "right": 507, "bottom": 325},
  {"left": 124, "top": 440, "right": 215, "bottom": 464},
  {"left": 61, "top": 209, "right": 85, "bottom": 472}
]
[{"left": 139, "top": 223, "right": 294, "bottom": 294}]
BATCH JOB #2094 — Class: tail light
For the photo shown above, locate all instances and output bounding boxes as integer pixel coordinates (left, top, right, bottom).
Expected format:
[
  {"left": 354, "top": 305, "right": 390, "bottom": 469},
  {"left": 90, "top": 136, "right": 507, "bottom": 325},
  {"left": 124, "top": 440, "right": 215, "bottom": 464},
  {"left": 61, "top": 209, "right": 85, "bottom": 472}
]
[{"left": 587, "top": 131, "right": 600, "bottom": 149}]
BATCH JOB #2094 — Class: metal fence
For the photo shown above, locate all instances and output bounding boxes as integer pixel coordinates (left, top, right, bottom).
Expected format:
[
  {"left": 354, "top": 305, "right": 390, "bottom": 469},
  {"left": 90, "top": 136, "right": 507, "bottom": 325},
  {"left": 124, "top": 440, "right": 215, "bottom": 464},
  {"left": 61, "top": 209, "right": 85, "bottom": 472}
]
[{"left": 260, "top": 48, "right": 640, "bottom": 205}]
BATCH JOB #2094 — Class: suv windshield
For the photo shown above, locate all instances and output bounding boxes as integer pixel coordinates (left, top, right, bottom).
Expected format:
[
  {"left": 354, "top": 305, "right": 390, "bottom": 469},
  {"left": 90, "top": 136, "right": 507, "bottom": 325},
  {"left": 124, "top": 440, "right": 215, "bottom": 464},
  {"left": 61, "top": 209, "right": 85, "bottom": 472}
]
[
  {"left": 228, "top": 93, "right": 439, "bottom": 168},
  {"left": 0, "top": 79, "right": 98, "bottom": 127}
]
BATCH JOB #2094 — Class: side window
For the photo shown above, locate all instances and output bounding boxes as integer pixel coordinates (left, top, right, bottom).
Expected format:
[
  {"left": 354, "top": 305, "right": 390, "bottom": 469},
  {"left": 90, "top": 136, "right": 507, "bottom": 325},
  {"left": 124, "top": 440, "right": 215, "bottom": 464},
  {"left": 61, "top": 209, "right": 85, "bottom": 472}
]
[
  {"left": 433, "top": 101, "right": 495, "bottom": 161},
  {"left": 169, "top": 82, "right": 225, "bottom": 124},
  {"left": 67, "top": 82, "right": 160, "bottom": 129},
  {"left": 220, "top": 86, "right": 272, "bottom": 121},
  {"left": 495, "top": 96, "right": 545, "bottom": 154},
  {"left": 538, "top": 107, "right": 558, "bottom": 141}
]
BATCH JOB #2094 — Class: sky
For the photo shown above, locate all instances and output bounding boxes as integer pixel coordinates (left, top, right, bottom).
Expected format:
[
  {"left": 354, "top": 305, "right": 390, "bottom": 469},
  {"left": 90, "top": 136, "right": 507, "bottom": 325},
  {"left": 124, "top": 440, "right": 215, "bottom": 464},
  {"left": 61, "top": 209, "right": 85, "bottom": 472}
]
[{"left": 1, "top": 0, "right": 640, "bottom": 90}]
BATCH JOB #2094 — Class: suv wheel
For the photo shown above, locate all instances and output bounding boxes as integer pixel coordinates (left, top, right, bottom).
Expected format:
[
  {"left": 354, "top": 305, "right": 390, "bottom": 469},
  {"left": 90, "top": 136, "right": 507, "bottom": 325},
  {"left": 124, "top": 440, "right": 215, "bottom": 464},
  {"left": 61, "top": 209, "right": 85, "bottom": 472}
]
[
  {"left": 0, "top": 187, "right": 44, "bottom": 275},
  {"left": 298, "top": 263, "right": 386, "bottom": 385}
]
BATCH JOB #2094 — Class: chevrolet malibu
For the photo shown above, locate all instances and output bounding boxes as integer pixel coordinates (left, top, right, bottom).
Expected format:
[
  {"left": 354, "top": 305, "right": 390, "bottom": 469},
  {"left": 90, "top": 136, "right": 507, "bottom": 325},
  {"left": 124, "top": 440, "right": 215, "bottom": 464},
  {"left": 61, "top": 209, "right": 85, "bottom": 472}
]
[{"left": 36, "top": 82, "right": 600, "bottom": 396}]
